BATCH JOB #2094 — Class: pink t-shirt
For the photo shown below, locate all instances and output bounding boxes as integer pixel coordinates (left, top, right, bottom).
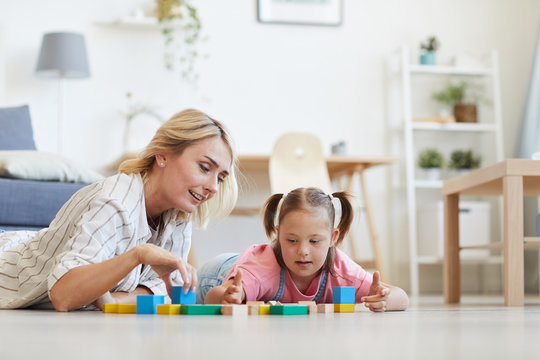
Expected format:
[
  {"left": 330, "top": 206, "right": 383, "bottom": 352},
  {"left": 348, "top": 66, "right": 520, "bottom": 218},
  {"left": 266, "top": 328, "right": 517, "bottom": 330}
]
[{"left": 223, "top": 244, "right": 373, "bottom": 303}]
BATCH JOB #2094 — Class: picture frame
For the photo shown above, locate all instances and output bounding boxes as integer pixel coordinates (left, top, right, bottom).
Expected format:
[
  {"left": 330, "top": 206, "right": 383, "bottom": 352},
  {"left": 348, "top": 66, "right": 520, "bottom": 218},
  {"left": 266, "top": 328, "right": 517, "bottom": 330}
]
[{"left": 257, "top": 0, "right": 343, "bottom": 26}]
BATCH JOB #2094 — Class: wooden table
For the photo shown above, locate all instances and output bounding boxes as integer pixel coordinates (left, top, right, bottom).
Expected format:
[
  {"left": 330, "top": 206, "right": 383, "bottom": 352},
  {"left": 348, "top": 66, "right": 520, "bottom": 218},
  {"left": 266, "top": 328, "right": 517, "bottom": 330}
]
[
  {"left": 443, "top": 159, "right": 540, "bottom": 306},
  {"left": 236, "top": 154, "right": 398, "bottom": 279}
]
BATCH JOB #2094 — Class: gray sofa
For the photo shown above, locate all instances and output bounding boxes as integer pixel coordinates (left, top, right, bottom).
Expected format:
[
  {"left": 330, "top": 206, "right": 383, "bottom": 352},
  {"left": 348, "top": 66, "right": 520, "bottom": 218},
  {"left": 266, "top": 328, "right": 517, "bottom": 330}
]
[{"left": 0, "top": 105, "right": 86, "bottom": 231}]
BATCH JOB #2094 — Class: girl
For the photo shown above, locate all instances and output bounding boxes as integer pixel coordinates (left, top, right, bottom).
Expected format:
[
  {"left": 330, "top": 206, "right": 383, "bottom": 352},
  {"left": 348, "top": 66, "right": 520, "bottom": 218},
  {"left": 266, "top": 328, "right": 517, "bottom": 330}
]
[
  {"left": 201, "top": 187, "right": 408, "bottom": 312},
  {"left": 0, "top": 109, "right": 238, "bottom": 311}
]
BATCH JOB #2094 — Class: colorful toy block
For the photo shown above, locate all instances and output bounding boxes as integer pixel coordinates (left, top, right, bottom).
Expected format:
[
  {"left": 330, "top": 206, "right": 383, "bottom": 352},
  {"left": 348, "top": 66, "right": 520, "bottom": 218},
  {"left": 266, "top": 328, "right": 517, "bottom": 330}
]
[
  {"left": 298, "top": 301, "right": 317, "bottom": 314},
  {"left": 221, "top": 304, "right": 248, "bottom": 316},
  {"left": 317, "top": 304, "right": 334, "bottom": 313},
  {"left": 248, "top": 305, "right": 259, "bottom": 315},
  {"left": 136, "top": 295, "right": 165, "bottom": 314},
  {"left": 157, "top": 304, "right": 182, "bottom": 315},
  {"left": 332, "top": 286, "right": 355, "bottom": 304},
  {"left": 334, "top": 303, "right": 355, "bottom": 313},
  {"left": 102, "top": 303, "right": 119, "bottom": 313},
  {"left": 171, "top": 286, "right": 196, "bottom": 304},
  {"left": 180, "top": 304, "right": 222, "bottom": 315},
  {"left": 269, "top": 304, "right": 308, "bottom": 315},
  {"left": 117, "top": 304, "right": 137, "bottom": 314},
  {"left": 258, "top": 304, "right": 270, "bottom": 315}
]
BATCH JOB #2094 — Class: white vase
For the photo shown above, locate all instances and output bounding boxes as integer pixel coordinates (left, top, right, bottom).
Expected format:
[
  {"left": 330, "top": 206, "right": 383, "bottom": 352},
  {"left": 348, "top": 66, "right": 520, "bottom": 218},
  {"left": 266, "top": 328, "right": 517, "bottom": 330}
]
[{"left": 423, "top": 168, "right": 441, "bottom": 181}]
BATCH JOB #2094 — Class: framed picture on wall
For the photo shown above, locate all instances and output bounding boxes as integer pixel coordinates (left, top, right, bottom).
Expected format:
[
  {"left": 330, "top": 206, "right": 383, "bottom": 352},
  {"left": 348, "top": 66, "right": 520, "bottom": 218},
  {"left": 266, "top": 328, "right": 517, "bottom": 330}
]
[{"left": 257, "top": 0, "right": 343, "bottom": 26}]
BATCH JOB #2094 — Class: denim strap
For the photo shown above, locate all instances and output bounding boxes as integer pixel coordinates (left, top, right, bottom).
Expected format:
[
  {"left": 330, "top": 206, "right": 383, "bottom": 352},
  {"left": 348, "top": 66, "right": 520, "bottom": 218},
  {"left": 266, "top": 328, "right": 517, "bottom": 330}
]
[{"left": 270, "top": 269, "right": 328, "bottom": 303}]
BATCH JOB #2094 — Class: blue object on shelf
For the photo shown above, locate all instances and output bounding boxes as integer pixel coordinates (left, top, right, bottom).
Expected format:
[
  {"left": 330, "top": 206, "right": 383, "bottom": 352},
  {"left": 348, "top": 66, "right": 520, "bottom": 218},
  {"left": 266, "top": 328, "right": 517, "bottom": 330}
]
[{"left": 420, "top": 51, "right": 436, "bottom": 65}]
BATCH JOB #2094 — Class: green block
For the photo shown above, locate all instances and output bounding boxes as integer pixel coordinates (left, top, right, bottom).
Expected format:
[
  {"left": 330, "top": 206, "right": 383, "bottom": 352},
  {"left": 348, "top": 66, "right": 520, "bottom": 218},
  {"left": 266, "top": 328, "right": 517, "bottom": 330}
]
[
  {"left": 180, "top": 304, "right": 223, "bottom": 315},
  {"left": 269, "top": 304, "right": 308, "bottom": 315}
]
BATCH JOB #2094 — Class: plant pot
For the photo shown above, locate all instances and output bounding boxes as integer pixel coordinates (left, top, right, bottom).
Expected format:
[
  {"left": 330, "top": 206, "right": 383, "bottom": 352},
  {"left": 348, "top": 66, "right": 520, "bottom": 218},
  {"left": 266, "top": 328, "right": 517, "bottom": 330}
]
[
  {"left": 453, "top": 103, "right": 477, "bottom": 123},
  {"left": 419, "top": 51, "right": 436, "bottom": 65},
  {"left": 422, "top": 168, "right": 441, "bottom": 181}
]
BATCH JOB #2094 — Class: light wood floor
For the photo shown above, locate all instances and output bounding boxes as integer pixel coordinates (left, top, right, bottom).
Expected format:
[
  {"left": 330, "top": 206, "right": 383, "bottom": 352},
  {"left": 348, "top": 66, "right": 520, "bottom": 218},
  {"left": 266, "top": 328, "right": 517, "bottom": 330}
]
[{"left": 1, "top": 295, "right": 539, "bottom": 360}]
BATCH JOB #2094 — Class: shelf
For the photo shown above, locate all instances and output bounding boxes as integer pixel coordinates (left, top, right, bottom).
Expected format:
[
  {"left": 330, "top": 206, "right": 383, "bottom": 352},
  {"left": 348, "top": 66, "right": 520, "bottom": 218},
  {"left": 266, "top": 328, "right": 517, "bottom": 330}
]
[
  {"left": 411, "top": 122, "right": 498, "bottom": 132},
  {"left": 417, "top": 255, "right": 503, "bottom": 265},
  {"left": 414, "top": 180, "right": 443, "bottom": 189},
  {"left": 409, "top": 64, "right": 492, "bottom": 76},
  {"left": 95, "top": 16, "right": 179, "bottom": 29}
]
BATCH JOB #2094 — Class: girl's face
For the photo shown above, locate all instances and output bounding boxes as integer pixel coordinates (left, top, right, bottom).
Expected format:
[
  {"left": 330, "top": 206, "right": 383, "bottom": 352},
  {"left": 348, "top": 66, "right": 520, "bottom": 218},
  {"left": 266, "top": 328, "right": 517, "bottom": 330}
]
[
  {"left": 152, "top": 136, "right": 232, "bottom": 215},
  {"left": 277, "top": 208, "right": 339, "bottom": 290}
]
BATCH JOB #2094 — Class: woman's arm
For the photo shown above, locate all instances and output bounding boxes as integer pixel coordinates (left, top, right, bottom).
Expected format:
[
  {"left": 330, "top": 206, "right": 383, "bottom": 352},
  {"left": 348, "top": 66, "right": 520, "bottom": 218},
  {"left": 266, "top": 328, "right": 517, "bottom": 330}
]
[
  {"left": 50, "top": 243, "right": 196, "bottom": 312},
  {"left": 204, "top": 270, "right": 245, "bottom": 304}
]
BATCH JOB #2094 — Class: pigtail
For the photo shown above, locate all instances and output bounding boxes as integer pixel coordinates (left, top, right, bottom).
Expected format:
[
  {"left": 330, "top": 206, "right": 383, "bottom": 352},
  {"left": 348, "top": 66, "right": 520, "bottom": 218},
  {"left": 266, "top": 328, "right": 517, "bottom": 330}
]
[
  {"left": 331, "top": 191, "right": 354, "bottom": 246},
  {"left": 262, "top": 193, "right": 284, "bottom": 241}
]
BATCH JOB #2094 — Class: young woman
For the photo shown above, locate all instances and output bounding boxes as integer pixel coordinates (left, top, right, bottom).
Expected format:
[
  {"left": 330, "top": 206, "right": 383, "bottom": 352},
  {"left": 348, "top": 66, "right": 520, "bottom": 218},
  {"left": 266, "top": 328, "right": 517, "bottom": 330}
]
[
  {"left": 0, "top": 108, "right": 238, "bottom": 311},
  {"left": 200, "top": 187, "right": 408, "bottom": 312}
]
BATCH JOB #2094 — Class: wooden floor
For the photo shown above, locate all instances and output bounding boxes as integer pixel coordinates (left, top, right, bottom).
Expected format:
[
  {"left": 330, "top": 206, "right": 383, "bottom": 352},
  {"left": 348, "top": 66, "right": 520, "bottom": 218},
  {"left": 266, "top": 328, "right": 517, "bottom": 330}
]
[{"left": 1, "top": 295, "right": 540, "bottom": 359}]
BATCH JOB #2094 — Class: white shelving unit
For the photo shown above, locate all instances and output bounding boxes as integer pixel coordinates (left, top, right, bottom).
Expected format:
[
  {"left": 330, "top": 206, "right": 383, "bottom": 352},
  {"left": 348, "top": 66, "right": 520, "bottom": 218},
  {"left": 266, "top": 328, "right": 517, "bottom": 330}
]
[{"left": 397, "top": 46, "right": 505, "bottom": 296}]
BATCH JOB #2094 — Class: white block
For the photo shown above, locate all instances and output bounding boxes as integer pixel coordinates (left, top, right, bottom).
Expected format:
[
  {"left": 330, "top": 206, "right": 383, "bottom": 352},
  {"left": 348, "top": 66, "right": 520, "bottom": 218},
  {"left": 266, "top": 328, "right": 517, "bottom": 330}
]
[{"left": 417, "top": 201, "right": 490, "bottom": 258}]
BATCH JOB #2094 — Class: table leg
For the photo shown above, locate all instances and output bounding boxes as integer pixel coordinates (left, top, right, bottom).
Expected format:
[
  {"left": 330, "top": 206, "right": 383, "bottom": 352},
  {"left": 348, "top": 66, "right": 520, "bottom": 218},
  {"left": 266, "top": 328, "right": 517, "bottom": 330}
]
[
  {"left": 503, "top": 176, "right": 524, "bottom": 306},
  {"left": 444, "top": 194, "right": 460, "bottom": 303}
]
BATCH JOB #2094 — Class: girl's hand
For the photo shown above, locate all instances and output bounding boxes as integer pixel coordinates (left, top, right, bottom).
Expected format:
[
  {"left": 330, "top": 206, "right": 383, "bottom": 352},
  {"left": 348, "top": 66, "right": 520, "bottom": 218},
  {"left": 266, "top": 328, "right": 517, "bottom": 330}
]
[
  {"left": 361, "top": 271, "right": 389, "bottom": 312},
  {"left": 136, "top": 243, "right": 197, "bottom": 296},
  {"left": 222, "top": 269, "right": 244, "bottom": 304}
]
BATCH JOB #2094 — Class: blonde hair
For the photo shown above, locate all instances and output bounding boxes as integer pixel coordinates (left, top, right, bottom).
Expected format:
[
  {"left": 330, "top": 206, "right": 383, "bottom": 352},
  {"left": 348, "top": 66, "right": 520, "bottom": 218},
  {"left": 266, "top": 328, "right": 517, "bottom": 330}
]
[
  {"left": 262, "top": 187, "right": 354, "bottom": 275},
  {"left": 119, "top": 108, "right": 238, "bottom": 228}
]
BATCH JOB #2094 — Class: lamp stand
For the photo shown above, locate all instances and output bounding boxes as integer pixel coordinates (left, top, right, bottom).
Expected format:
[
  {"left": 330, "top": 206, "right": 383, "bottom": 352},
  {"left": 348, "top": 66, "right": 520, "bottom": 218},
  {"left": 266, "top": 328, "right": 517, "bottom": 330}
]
[{"left": 57, "top": 77, "right": 65, "bottom": 155}]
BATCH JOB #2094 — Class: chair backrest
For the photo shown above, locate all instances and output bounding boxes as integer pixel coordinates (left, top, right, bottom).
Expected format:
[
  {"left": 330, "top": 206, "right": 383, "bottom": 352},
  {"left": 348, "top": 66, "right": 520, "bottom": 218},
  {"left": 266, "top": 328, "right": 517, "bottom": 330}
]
[{"left": 269, "top": 132, "right": 332, "bottom": 194}]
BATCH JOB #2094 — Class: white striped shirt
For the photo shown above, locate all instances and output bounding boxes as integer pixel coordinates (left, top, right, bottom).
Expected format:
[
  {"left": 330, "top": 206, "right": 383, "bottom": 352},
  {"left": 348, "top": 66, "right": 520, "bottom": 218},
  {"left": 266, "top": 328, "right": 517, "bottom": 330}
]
[{"left": 0, "top": 173, "right": 192, "bottom": 309}]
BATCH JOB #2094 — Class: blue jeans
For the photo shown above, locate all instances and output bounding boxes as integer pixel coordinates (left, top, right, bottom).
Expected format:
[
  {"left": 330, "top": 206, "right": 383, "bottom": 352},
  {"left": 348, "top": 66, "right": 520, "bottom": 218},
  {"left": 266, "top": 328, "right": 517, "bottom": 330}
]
[{"left": 196, "top": 253, "right": 239, "bottom": 304}]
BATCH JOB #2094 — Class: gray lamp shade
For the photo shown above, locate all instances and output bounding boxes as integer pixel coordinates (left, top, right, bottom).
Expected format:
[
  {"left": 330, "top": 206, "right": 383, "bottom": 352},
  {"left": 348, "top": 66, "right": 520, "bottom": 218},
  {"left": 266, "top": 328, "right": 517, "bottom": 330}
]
[{"left": 36, "top": 32, "right": 90, "bottom": 78}]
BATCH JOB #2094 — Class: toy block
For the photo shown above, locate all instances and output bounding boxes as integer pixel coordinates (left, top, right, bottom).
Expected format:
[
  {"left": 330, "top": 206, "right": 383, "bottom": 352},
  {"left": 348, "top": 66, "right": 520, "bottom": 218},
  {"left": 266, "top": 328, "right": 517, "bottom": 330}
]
[
  {"left": 332, "top": 286, "right": 355, "bottom": 304},
  {"left": 136, "top": 295, "right": 165, "bottom": 314},
  {"left": 248, "top": 304, "right": 260, "bottom": 315},
  {"left": 269, "top": 304, "right": 308, "bottom": 315},
  {"left": 267, "top": 301, "right": 282, "bottom": 306},
  {"left": 221, "top": 304, "right": 248, "bottom": 316},
  {"left": 298, "top": 301, "right": 317, "bottom": 314},
  {"left": 334, "top": 303, "right": 355, "bottom": 313},
  {"left": 258, "top": 304, "right": 270, "bottom": 315},
  {"left": 317, "top": 304, "right": 334, "bottom": 313},
  {"left": 117, "top": 304, "right": 137, "bottom": 314},
  {"left": 157, "top": 304, "right": 181, "bottom": 315},
  {"left": 171, "top": 286, "right": 196, "bottom": 305},
  {"left": 180, "top": 304, "right": 223, "bottom": 315},
  {"left": 102, "top": 303, "right": 119, "bottom": 313},
  {"left": 246, "top": 301, "right": 264, "bottom": 306}
]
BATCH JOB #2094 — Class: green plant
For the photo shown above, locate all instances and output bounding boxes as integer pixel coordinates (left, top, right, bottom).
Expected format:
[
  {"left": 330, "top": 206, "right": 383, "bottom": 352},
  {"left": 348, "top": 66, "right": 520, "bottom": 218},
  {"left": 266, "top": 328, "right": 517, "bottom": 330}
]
[
  {"left": 418, "top": 148, "right": 444, "bottom": 169},
  {"left": 420, "top": 36, "right": 440, "bottom": 52},
  {"left": 448, "top": 150, "right": 481, "bottom": 170},
  {"left": 156, "top": 0, "right": 205, "bottom": 83},
  {"left": 432, "top": 81, "right": 484, "bottom": 107}
]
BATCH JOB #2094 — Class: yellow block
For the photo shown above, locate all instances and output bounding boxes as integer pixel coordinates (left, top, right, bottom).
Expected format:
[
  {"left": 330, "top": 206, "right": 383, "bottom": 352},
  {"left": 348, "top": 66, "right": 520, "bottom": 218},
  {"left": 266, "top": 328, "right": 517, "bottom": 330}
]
[
  {"left": 102, "top": 303, "right": 119, "bottom": 313},
  {"left": 334, "top": 303, "right": 355, "bottom": 313},
  {"left": 259, "top": 304, "right": 270, "bottom": 315},
  {"left": 117, "top": 304, "right": 137, "bottom": 314},
  {"left": 157, "top": 304, "right": 181, "bottom": 315}
]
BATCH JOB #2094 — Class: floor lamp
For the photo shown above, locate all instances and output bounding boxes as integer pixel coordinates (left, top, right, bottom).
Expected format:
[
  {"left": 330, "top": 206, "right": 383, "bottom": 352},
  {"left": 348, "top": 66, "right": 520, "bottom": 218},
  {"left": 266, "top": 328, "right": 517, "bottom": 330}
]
[{"left": 35, "top": 32, "right": 90, "bottom": 155}]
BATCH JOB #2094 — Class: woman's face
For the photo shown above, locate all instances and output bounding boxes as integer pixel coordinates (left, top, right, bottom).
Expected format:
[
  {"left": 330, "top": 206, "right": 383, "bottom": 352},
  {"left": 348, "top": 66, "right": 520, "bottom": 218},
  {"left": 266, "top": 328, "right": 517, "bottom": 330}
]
[
  {"left": 277, "top": 208, "right": 338, "bottom": 289},
  {"left": 153, "top": 136, "right": 232, "bottom": 214}
]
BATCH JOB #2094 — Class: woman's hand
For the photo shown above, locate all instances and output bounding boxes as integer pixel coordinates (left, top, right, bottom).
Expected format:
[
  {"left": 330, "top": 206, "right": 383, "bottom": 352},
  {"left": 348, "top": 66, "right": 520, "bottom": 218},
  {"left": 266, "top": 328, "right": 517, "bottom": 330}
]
[
  {"left": 361, "top": 271, "right": 389, "bottom": 312},
  {"left": 222, "top": 269, "right": 244, "bottom": 304},
  {"left": 136, "top": 243, "right": 197, "bottom": 296}
]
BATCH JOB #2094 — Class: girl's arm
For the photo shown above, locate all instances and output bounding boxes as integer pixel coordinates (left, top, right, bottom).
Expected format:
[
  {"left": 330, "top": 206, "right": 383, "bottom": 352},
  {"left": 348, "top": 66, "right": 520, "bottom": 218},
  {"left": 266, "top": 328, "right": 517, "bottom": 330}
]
[
  {"left": 361, "top": 271, "right": 409, "bottom": 312},
  {"left": 204, "top": 269, "right": 246, "bottom": 304},
  {"left": 49, "top": 243, "right": 196, "bottom": 312}
]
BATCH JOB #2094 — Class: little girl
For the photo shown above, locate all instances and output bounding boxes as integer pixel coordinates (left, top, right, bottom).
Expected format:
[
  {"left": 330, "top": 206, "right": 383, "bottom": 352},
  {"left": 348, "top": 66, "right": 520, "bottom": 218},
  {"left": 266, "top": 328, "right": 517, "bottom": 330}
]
[{"left": 199, "top": 187, "right": 408, "bottom": 312}]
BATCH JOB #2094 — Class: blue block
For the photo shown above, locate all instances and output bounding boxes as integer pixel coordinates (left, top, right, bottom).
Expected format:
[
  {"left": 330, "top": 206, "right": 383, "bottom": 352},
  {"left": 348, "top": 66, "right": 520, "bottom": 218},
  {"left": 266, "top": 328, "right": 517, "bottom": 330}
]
[
  {"left": 136, "top": 295, "right": 165, "bottom": 314},
  {"left": 332, "top": 286, "right": 355, "bottom": 304},
  {"left": 171, "top": 286, "right": 196, "bottom": 304}
]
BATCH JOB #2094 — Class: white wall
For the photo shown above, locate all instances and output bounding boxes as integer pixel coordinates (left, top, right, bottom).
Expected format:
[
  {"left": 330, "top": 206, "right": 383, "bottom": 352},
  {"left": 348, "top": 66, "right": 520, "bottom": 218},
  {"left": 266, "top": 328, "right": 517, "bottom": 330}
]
[{"left": 1, "top": 0, "right": 539, "bottom": 291}]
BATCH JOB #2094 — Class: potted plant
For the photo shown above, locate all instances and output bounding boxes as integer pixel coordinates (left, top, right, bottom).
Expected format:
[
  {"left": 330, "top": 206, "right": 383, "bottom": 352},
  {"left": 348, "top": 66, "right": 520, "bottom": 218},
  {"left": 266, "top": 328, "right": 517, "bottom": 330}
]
[
  {"left": 419, "top": 36, "right": 440, "bottom": 65},
  {"left": 448, "top": 149, "right": 481, "bottom": 176},
  {"left": 155, "top": 0, "right": 204, "bottom": 83},
  {"left": 418, "top": 148, "right": 444, "bottom": 180},
  {"left": 432, "top": 81, "right": 483, "bottom": 123}
]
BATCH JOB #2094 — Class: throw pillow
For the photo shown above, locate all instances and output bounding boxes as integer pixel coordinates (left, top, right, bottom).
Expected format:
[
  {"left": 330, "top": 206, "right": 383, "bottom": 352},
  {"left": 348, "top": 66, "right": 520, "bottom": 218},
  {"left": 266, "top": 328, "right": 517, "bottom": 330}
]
[
  {"left": 0, "top": 151, "right": 103, "bottom": 184},
  {"left": 0, "top": 105, "right": 37, "bottom": 150}
]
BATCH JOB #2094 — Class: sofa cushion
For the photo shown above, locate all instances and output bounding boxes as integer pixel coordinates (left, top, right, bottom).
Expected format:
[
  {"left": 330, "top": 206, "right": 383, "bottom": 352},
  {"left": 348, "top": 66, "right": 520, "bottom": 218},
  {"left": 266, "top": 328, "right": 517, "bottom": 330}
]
[
  {"left": 0, "top": 150, "right": 103, "bottom": 183},
  {"left": 0, "top": 105, "right": 37, "bottom": 150}
]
